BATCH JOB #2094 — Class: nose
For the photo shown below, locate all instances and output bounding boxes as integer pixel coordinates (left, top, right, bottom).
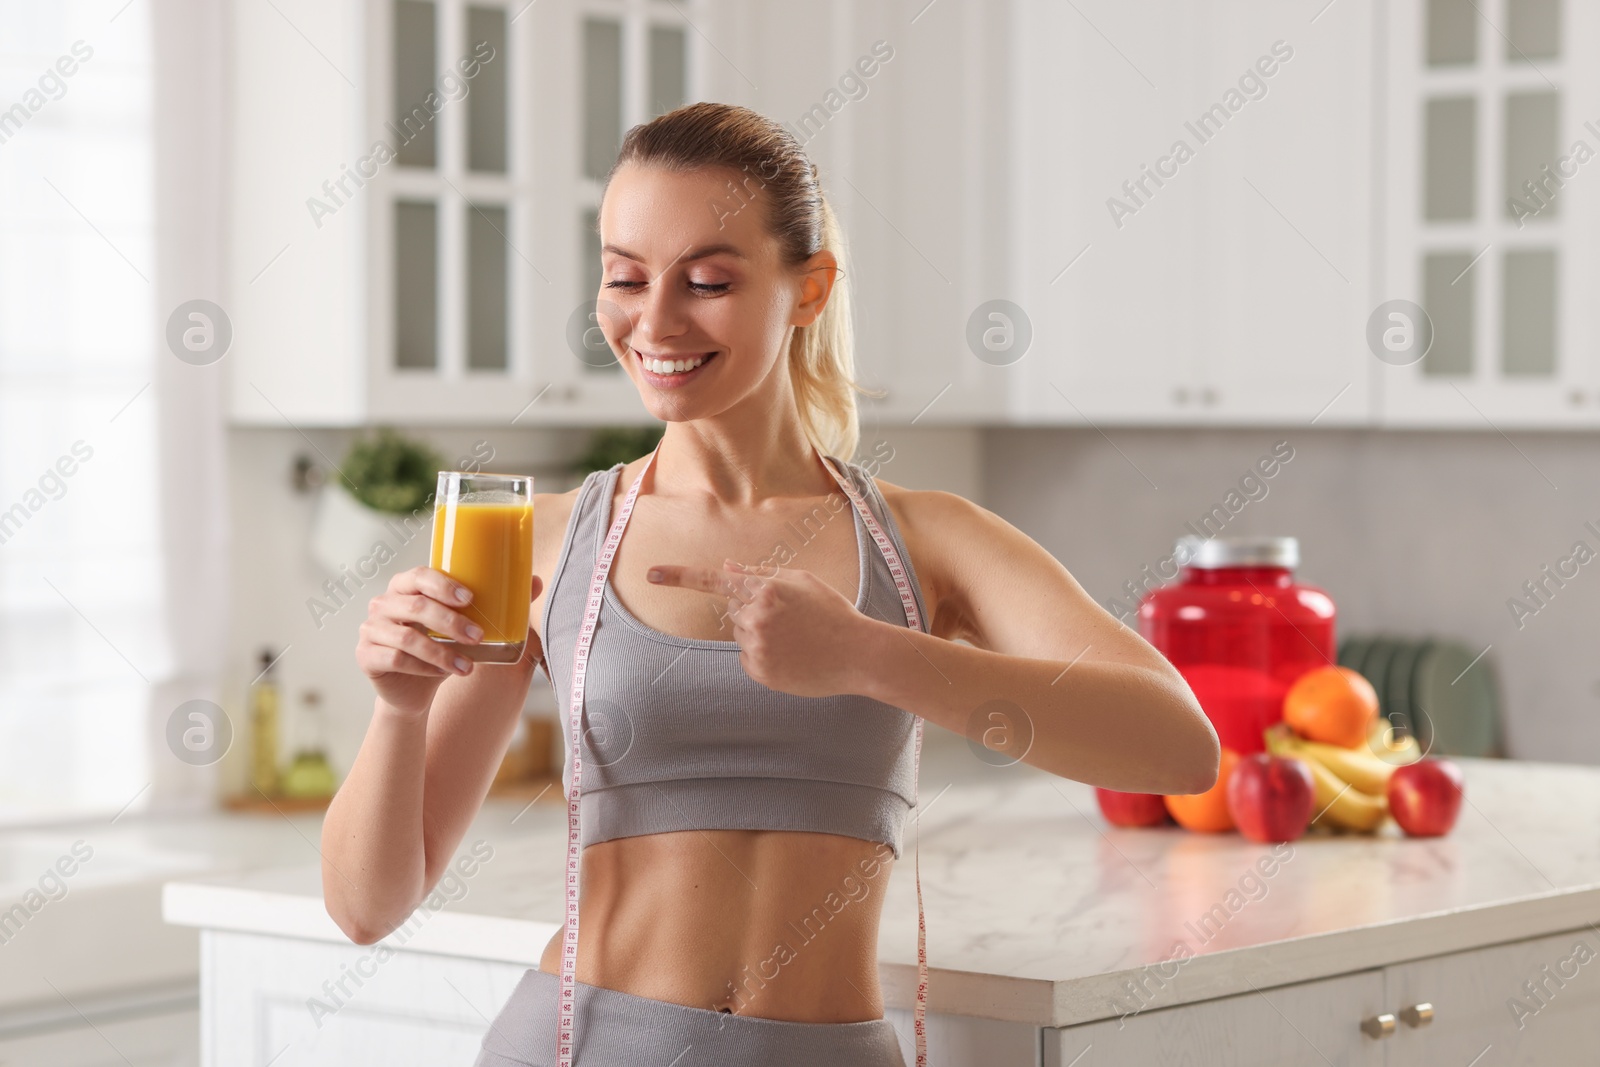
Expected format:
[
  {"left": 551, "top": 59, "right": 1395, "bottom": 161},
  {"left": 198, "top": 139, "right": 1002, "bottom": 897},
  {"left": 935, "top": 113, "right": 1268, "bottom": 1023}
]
[{"left": 631, "top": 270, "right": 690, "bottom": 349}]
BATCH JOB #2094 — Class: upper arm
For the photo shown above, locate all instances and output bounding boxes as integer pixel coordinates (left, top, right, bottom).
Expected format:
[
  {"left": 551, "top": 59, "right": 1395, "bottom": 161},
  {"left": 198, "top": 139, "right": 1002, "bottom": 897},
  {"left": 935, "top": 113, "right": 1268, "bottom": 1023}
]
[
  {"left": 418, "top": 487, "right": 576, "bottom": 888},
  {"left": 877, "top": 481, "right": 1170, "bottom": 674}
]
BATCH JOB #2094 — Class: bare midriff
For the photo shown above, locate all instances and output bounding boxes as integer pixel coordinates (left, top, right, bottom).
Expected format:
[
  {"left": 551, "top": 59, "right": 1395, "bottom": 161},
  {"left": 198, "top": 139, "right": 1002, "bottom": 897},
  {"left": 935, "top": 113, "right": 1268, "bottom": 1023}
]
[{"left": 537, "top": 828, "right": 897, "bottom": 1022}]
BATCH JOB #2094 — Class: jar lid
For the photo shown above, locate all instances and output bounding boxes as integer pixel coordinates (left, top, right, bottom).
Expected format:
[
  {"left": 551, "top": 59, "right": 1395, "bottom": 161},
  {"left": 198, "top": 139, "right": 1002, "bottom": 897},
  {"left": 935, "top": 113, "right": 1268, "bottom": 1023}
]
[{"left": 1175, "top": 535, "right": 1299, "bottom": 569}]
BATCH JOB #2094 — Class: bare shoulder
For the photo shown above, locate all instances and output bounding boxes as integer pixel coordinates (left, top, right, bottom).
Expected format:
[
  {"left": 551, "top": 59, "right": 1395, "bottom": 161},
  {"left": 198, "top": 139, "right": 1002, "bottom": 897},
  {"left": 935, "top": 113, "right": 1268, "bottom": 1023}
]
[
  {"left": 868, "top": 476, "right": 1124, "bottom": 659},
  {"left": 868, "top": 478, "right": 1025, "bottom": 642}
]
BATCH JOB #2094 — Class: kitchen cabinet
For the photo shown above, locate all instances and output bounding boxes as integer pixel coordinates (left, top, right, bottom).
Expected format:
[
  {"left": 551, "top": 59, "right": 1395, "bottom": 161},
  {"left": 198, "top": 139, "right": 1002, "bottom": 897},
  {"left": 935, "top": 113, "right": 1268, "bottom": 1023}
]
[
  {"left": 1045, "top": 927, "right": 1600, "bottom": 1065},
  {"left": 1011, "top": 1, "right": 1205, "bottom": 425},
  {"left": 1384, "top": 928, "right": 1600, "bottom": 1064},
  {"left": 799, "top": 0, "right": 1010, "bottom": 425},
  {"left": 226, "top": 0, "right": 1599, "bottom": 431},
  {"left": 1377, "top": 0, "right": 1600, "bottom": 429},
  {"left": 1045, "top": 968, "right": 1387, "bottom": 1066},
  {"left": 225, "top": 0, "right": 1005, "bottom": 432},
  {"left": 1013, "top": 0, "right": 1374, "bottom": 427},
  {"left": 226, "top": 0, "right": 700, "bottom": 428},
  {"left": 198, "top": 929, "right": 529, "bottom": 1066}
]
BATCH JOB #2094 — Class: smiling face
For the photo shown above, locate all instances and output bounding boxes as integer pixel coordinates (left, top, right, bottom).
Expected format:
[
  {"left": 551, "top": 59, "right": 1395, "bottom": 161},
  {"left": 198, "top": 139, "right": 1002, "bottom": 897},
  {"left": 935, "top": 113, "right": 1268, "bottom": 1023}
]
[{"left": 595, "top": 161, "right": 834, "bottom": 424}]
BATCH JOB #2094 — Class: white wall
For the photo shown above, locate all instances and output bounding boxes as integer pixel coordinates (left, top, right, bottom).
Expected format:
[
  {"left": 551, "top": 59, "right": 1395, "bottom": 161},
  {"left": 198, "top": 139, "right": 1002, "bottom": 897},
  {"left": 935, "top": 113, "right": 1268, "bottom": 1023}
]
[{"left": 985, "top": 426, "right": 1600, "bottom": 765}]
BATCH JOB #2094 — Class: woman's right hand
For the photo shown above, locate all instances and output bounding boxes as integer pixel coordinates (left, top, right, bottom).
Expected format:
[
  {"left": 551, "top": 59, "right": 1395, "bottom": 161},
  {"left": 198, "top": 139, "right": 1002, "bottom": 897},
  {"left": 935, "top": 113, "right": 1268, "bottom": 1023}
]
[{"left": 357, "top": 566, "right": 484, "bottom": 718}]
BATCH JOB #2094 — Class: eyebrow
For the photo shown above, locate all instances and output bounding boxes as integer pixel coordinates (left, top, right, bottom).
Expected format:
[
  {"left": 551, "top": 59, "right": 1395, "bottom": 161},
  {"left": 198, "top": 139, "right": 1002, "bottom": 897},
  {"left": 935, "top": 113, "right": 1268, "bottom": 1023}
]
[{"left": 601, "top": 242, "right": 748, "bottom": 264}]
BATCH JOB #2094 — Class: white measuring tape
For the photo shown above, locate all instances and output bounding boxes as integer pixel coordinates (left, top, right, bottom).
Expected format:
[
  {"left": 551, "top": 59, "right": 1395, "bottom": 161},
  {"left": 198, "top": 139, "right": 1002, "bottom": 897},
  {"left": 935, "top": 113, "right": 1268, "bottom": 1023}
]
[{"left": 558, "top": 440, "right": 929, "bottom": 1067}]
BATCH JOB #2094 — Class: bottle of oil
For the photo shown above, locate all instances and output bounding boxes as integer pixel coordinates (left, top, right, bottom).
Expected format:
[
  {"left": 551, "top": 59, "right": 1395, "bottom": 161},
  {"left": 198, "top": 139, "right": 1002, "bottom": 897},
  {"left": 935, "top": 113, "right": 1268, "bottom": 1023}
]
[
  {"left": 248, "top": 648, "right": 281, "bottom": 796},
  {"left": 281, "top": 688, "right": 338, "bottom": 799}
]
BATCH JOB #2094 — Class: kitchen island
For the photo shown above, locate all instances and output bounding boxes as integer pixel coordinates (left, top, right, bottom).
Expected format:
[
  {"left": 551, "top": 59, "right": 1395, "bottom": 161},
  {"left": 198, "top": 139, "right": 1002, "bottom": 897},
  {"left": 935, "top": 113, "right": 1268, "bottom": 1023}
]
[{"left": 163, "top": 752, "right": 1600, "bottom": 1065}]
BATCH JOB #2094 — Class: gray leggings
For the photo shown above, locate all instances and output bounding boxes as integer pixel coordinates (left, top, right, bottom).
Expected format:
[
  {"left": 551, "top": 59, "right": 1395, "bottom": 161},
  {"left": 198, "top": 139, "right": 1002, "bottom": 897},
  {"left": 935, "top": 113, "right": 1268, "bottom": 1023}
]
[{"left": 473, "top": 967, "right": 908, "bottom": 1067}]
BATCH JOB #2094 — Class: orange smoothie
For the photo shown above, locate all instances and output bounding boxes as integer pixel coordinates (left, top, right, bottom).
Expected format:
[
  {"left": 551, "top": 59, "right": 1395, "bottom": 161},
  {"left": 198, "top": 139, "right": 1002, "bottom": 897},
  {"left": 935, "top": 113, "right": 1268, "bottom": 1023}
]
[{"left": 429, "top": 499, "right": 534, "bottom": 661}]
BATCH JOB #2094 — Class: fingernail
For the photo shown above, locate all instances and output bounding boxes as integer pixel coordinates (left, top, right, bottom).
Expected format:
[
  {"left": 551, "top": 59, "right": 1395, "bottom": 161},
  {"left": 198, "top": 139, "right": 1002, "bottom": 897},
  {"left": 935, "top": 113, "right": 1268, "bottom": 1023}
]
[
  {"left": 646, "top": 568, "right": 663, "bottom": 582},
  {"left": 465, "top": 623, "right": 484, "bottom": 641},
  {"left": 455, "top": 656, "right": 471, "bottom": 673},
  {"left": 454, "top": 586, "right": 473, "bottom": 603},
  {"left": 724, "top": 558, "right": 746, "bottom": 571}
]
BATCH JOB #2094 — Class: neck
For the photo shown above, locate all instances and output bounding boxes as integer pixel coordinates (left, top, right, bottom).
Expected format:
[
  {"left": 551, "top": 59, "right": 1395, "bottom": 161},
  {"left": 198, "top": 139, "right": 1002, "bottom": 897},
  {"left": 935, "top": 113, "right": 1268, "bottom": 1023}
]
[{"left": 653, "top": 408, "right": 831, "bottom": 505}]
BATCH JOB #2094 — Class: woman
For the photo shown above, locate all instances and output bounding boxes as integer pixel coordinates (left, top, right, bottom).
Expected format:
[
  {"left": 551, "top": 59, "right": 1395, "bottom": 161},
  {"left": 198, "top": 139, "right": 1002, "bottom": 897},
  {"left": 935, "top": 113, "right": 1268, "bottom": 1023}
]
[{"left": 322, "top": 102, "right": 1217, "bottom": 1067}]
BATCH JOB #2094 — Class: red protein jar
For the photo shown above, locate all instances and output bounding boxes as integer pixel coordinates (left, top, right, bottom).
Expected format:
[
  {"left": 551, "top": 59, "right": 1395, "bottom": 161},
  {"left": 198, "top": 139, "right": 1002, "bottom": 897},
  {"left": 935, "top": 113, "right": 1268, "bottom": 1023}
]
[{"left": 1138, "top": 536, "right": 1335, "bottom": 754}]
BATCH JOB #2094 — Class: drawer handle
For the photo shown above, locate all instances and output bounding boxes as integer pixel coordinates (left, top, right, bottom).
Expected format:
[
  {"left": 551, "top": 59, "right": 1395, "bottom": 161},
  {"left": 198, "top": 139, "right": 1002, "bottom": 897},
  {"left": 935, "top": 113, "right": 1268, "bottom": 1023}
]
[
  {"left": 1400, "top": 1003, "right": 1434, "bottom": 1028},
  {"left": 1360, "top": 1013, "right": 1396, "bottom": 1038}
]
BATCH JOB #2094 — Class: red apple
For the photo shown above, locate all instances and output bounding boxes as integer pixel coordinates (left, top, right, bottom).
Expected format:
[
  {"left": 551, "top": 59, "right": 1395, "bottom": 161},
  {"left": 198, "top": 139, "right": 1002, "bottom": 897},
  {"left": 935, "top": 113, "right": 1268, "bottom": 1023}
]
[
  {"left": 1095, "top": 787, "right": 1171, "bottom": 828},
  {"left": 1226, "top": 753, "right": 1316, "bottom": 844},
  {"left": 1388, "top": 758, "right": 1465, "bottom": 837}
]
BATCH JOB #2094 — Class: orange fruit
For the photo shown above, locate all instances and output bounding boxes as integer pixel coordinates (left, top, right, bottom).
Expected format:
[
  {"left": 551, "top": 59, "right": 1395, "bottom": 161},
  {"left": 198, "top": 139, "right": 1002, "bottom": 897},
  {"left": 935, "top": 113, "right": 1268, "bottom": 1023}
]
[
  {"left": 1164, "top": 748, "right": 1240, "bottom": 832},
  {"left": 1283, "top": 666, "right": 1379, "bottom": 749}
]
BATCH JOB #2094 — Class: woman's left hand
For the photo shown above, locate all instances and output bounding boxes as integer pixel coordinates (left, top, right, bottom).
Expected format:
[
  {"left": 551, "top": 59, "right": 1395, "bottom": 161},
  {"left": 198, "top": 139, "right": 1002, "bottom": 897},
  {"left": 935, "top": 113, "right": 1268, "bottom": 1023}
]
[{"left": 647, "top": 559, "right": 876, "bottom": 697}]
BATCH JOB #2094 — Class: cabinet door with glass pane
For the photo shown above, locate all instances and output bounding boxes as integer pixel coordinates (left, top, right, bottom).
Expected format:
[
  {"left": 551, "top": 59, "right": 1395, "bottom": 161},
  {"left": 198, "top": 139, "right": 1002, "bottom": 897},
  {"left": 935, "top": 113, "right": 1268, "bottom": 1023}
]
[
  {"left": 554, "top": 0, "right": 699, "bottom": 423},
  {"left": 367, "top": 0, "right": 521, "bottom": 422},
  {"left": 1380, "top": 0, "right": 1599, "bottom": 427},
  {"left": 367, "top": 0, "right": 699, "bottom": 425}
]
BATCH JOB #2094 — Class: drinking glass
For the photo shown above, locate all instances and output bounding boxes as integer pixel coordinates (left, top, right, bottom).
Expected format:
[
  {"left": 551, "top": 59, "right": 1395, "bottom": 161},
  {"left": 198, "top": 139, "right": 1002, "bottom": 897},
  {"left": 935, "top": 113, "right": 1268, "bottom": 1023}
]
[{"left": 428, "top": 471, "right": 534, "bottom": 663}]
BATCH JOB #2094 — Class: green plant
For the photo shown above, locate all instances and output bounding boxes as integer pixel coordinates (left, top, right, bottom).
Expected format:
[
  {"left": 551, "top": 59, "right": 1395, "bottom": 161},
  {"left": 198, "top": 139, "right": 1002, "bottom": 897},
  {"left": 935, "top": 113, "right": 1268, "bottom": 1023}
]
[
  {"left": 572, "top": 425, "right": 665, "bottom": 476},
  {"left": 340, "top": 428, "right": 446, "bottom": 514}
]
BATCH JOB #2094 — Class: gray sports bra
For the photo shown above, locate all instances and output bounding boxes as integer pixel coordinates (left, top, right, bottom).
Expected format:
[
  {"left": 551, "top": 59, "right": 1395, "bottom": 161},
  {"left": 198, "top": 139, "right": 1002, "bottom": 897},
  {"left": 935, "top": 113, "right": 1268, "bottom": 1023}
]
[{"left": 540, "top": 455, "right": 929, "bottom": 859}]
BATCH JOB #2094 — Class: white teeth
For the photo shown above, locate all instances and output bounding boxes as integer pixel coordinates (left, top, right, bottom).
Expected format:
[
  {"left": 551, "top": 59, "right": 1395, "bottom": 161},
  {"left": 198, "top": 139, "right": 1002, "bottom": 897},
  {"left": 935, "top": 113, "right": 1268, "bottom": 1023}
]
[{"left": 640, "top": 352, "right": 710, "bottom": 375}]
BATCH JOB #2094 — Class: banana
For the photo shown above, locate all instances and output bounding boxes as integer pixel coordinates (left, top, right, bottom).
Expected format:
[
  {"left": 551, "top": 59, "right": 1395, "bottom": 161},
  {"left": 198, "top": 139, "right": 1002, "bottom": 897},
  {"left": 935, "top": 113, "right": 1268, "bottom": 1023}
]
[
  {"left": 1302, "top": 755, "right": 1389, "bottom": 832},
  {"left": 1263, "top": 725, "right": 1389, "bottom": 832},
  {"left": 1293, "top": 739, "right": 1396, "bottom": 797}
]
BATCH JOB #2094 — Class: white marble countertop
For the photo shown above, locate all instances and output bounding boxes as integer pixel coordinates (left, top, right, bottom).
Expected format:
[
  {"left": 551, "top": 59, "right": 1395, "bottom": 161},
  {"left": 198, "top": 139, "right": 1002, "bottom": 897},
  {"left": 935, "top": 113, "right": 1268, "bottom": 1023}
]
[
  {"left": 0, "top": 808, "right": 327, "bottom": 1010},
  {"left": 162, "top": 748, "right": 1600, "bottom": 1028}
]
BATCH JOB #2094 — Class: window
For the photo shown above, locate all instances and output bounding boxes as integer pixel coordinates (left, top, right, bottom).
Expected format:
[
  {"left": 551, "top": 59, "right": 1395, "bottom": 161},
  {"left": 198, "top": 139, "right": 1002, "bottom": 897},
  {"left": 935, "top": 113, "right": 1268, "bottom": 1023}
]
[{"left": 0, "top": 3, "right": 160, "bottom": 820}]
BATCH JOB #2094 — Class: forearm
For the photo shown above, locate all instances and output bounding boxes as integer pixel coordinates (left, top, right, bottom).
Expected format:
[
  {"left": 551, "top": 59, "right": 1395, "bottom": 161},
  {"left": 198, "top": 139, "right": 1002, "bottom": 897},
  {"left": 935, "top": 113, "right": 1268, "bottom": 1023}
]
[
  {"left": 853, "top": 618, "right": 1218, "bottom": 794},
  {"left": 320, "top": 700, "right": 430, "bottom": 943}
]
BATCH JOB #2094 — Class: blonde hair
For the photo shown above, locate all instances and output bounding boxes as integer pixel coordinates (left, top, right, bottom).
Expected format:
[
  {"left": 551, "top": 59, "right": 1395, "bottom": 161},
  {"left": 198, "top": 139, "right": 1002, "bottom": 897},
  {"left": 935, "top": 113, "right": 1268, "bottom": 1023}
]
[{"left": 602, "top": 102, "right": 870, "bottom": 460}]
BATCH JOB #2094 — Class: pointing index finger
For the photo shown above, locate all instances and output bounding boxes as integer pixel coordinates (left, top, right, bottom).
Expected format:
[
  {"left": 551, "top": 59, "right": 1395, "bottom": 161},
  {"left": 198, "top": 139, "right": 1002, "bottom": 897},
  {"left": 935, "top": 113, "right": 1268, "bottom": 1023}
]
[{"left": 646, "top": 564, "right": 737, "bottom": 596}]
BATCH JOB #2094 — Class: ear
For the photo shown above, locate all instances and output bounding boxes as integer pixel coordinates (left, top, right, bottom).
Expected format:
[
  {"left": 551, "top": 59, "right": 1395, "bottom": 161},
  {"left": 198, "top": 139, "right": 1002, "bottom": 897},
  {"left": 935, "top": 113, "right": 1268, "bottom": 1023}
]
[{"left": 790, "top": 249, "right": 840, "bottom": 329}]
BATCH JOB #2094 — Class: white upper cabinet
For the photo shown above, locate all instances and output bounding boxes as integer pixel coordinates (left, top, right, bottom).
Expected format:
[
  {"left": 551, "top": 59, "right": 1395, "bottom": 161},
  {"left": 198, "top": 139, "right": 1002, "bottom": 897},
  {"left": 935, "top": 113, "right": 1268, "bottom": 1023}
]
[
  {"left": 1012, "top": 1, "right": 1206, "bottom": 425},
  {"left": 1379, "top": 0, "right": 1597, "bottom": 427},
  {"left": 828, "top": 0, "right": 1011, "bottom": 425},
  {"left": 227, "top": 0, "right": 700, "bottom": 427},
  {"left": 1013, "top": 0, "right": 1374, "bottom": 426},
  {"left": 226, "top": 0, "right": 1594, "bottom": 430},
  {"left": 707, "top": 0, "right": 1011, "bottom": 427},
  {"left": 1191, "top": 0, "right": 1375, "bottom": 427}
]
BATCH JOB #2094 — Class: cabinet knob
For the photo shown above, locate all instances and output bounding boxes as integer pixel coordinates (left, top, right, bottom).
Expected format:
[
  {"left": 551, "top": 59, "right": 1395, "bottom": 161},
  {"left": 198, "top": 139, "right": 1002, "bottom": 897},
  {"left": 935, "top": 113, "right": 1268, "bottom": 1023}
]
[
  {"left": 1201, "top": 387, "right": 1218, "bottom": 405},
  {"left": 1173, "top": 387, "right": 1190, "bottom": 405},
  {"left": 1360, "top": 1013, "right": 1396, "bottom": 1039},
  {"left": 1399, "top": 1003, "right": 1434, "bottom": 1028},
  {"left": 1569, "top": 388, "right": 1586, "bottom": 407}
]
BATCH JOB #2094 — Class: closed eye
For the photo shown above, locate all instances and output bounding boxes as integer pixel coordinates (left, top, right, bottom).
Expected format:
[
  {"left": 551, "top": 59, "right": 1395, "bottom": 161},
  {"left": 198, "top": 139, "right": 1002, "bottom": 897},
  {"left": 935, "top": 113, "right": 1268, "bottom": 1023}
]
[{"left": 604, "top": 280, "right": 731, "bottom": 295}]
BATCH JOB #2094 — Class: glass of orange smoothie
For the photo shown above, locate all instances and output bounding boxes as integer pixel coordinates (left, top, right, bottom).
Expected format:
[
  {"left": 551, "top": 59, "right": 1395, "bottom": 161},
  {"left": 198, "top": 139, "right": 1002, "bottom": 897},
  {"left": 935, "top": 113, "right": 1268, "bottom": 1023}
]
[{"left": 428, "top": 471, "right": 534, "bottom": 663}]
